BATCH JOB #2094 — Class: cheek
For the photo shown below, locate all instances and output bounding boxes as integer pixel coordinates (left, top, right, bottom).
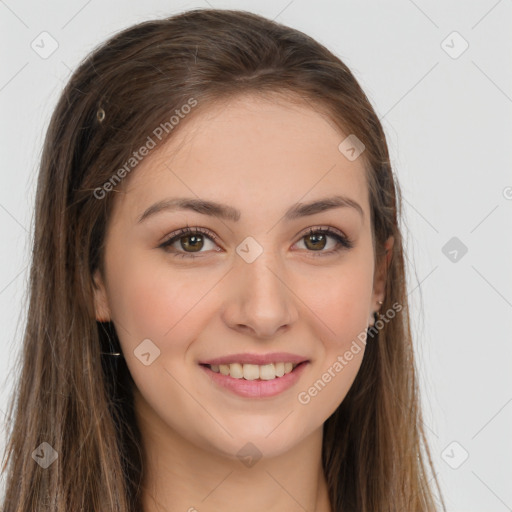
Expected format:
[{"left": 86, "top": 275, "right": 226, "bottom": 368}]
[
  {"left": 105, "top": 248, "right": 175, "bottom": 339},
  {"left": 294, "top": 251, "right": 373, "bottom": 413},
  {"left": 105, "top": 248, "right": 222, "bottom": 355},
  {"left": 297, "top": 265, "right": 371, "bottom": 416},
  {"left": 300, "top": 255, "right": 374, "bottom": 343},
  {"left": 316, "top": 278, "right": 370, "bottom": 327}
]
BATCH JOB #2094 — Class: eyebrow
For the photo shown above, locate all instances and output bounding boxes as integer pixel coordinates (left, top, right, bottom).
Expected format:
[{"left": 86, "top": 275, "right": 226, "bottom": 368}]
[{"left": 137, "top": 194, "right": 364, "bottom": 224}]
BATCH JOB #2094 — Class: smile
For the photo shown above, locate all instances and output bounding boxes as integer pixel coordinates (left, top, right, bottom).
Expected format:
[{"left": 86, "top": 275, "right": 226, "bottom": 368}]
[
  {"left": 204, "top": 361, "right": 299, "bottom": 380},
  {"left": 199, "top": 361, "right": 309, "bottom": 398}
]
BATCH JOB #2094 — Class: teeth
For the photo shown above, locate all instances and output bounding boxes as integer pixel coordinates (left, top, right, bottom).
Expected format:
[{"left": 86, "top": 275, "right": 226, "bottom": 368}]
[
  {"left": 260, "top": 363, "right": 277, "bottom": 380},
  {"left": 230, "top": 363, "right": 244, "bottom": 379},
  {"left": 209, "top": 362, "right": 299, "bottom": 380},
  {"left": 243, "top": 364, "right": 259, "bottom": 380}
]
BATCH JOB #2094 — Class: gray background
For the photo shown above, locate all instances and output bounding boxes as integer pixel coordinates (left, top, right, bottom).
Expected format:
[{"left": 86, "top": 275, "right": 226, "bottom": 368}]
[{"left": 1, "top": 1, "right": 511, "bottom": 510}]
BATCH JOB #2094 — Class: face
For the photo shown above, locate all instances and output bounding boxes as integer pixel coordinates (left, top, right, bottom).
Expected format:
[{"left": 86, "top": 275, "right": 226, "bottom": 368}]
[{"left": 93, "top": 94, "right": 391, "bottom": 460}]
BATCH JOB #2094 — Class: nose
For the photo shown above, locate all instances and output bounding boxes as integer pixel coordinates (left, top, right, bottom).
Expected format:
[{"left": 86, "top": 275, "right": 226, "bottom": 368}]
[{"left": 221, "top": 248, "right": 299, "bottom": 339}]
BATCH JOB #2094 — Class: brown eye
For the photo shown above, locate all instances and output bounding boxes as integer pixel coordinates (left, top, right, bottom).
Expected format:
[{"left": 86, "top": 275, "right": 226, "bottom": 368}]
[
  {"left": 303, "top": 232, "right": 328, "bottom": 251},
  {"left": 178, "top": 233, "right": 204, "bottom": 252},
  {"left": 295, "top": 227, "right": 354, "bottom": 256},
  {"left": 159, "top": 226, "right": 220, "bottom": 258}
]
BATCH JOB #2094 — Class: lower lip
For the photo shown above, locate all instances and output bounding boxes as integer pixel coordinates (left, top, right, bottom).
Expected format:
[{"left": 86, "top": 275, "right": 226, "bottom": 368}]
[{"left": 199, "top": 362, "right": 309, "bottom": 398}]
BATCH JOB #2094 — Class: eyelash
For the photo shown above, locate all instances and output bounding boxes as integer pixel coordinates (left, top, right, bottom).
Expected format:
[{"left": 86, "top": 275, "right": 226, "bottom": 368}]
[{"left": 158, "top": 225, "right": 354, "bottom": 260}]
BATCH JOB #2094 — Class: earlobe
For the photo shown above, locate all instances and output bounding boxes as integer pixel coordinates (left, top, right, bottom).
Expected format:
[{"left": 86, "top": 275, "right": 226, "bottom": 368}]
[{"left": 92, "top": 269, "right": 111, "bottom": 322}]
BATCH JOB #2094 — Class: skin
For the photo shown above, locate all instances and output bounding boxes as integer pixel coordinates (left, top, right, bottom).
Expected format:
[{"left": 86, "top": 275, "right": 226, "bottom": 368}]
[{"left": 93, "top": 94, "right": 393, "bottom": 512}]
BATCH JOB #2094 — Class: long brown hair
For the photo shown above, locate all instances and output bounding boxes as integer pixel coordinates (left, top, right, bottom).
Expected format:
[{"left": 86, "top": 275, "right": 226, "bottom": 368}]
[{"left": 1, "top": 8, "right": 445, "bottom": 511}]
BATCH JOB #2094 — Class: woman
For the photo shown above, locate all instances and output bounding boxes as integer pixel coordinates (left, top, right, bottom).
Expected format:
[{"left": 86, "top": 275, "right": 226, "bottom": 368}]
[{"left": 1, "top": 8, "right": 445, "bottom": 512}]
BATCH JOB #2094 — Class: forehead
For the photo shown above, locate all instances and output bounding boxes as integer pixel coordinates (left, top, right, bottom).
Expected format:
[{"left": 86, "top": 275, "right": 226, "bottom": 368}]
[{"left": 114, "top": 94, "right": 370, "bottom": 222}]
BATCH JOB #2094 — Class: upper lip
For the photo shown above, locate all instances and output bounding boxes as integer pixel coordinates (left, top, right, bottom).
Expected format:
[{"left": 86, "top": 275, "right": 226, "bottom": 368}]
[{"left": 199, "top": 352, "right": 309, "bottom": 366}]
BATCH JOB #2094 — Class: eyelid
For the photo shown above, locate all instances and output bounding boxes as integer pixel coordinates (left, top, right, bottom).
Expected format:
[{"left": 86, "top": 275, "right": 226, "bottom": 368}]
[
  {"left": 160, "top": 225, "right": 220, "bottom": 245},
  {"left": 298, "top": 225, "right": 348, "bottom": 241},
  {"left": 295, "top": 225, "right": 354, "bottom": 253},
  {"left": 159, "top": 224, "right": 353, "bottom": 257}
]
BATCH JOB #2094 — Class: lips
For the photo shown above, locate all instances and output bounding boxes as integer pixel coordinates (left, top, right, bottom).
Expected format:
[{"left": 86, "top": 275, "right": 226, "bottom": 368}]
[
  {"left": 199, "top": 352, "right": 309, "bottom": 366},
  {"left": 200, "top": 359, "right": 309, "bottom": 398}
]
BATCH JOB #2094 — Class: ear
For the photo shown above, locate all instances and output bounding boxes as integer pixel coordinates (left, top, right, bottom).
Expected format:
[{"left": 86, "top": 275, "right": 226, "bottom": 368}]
[
  {"left": 371, "top": 236, "right": 394, "bottom": 309},
  {"left": 92, "top": 268, "right": 111, "bottom": 322}
]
